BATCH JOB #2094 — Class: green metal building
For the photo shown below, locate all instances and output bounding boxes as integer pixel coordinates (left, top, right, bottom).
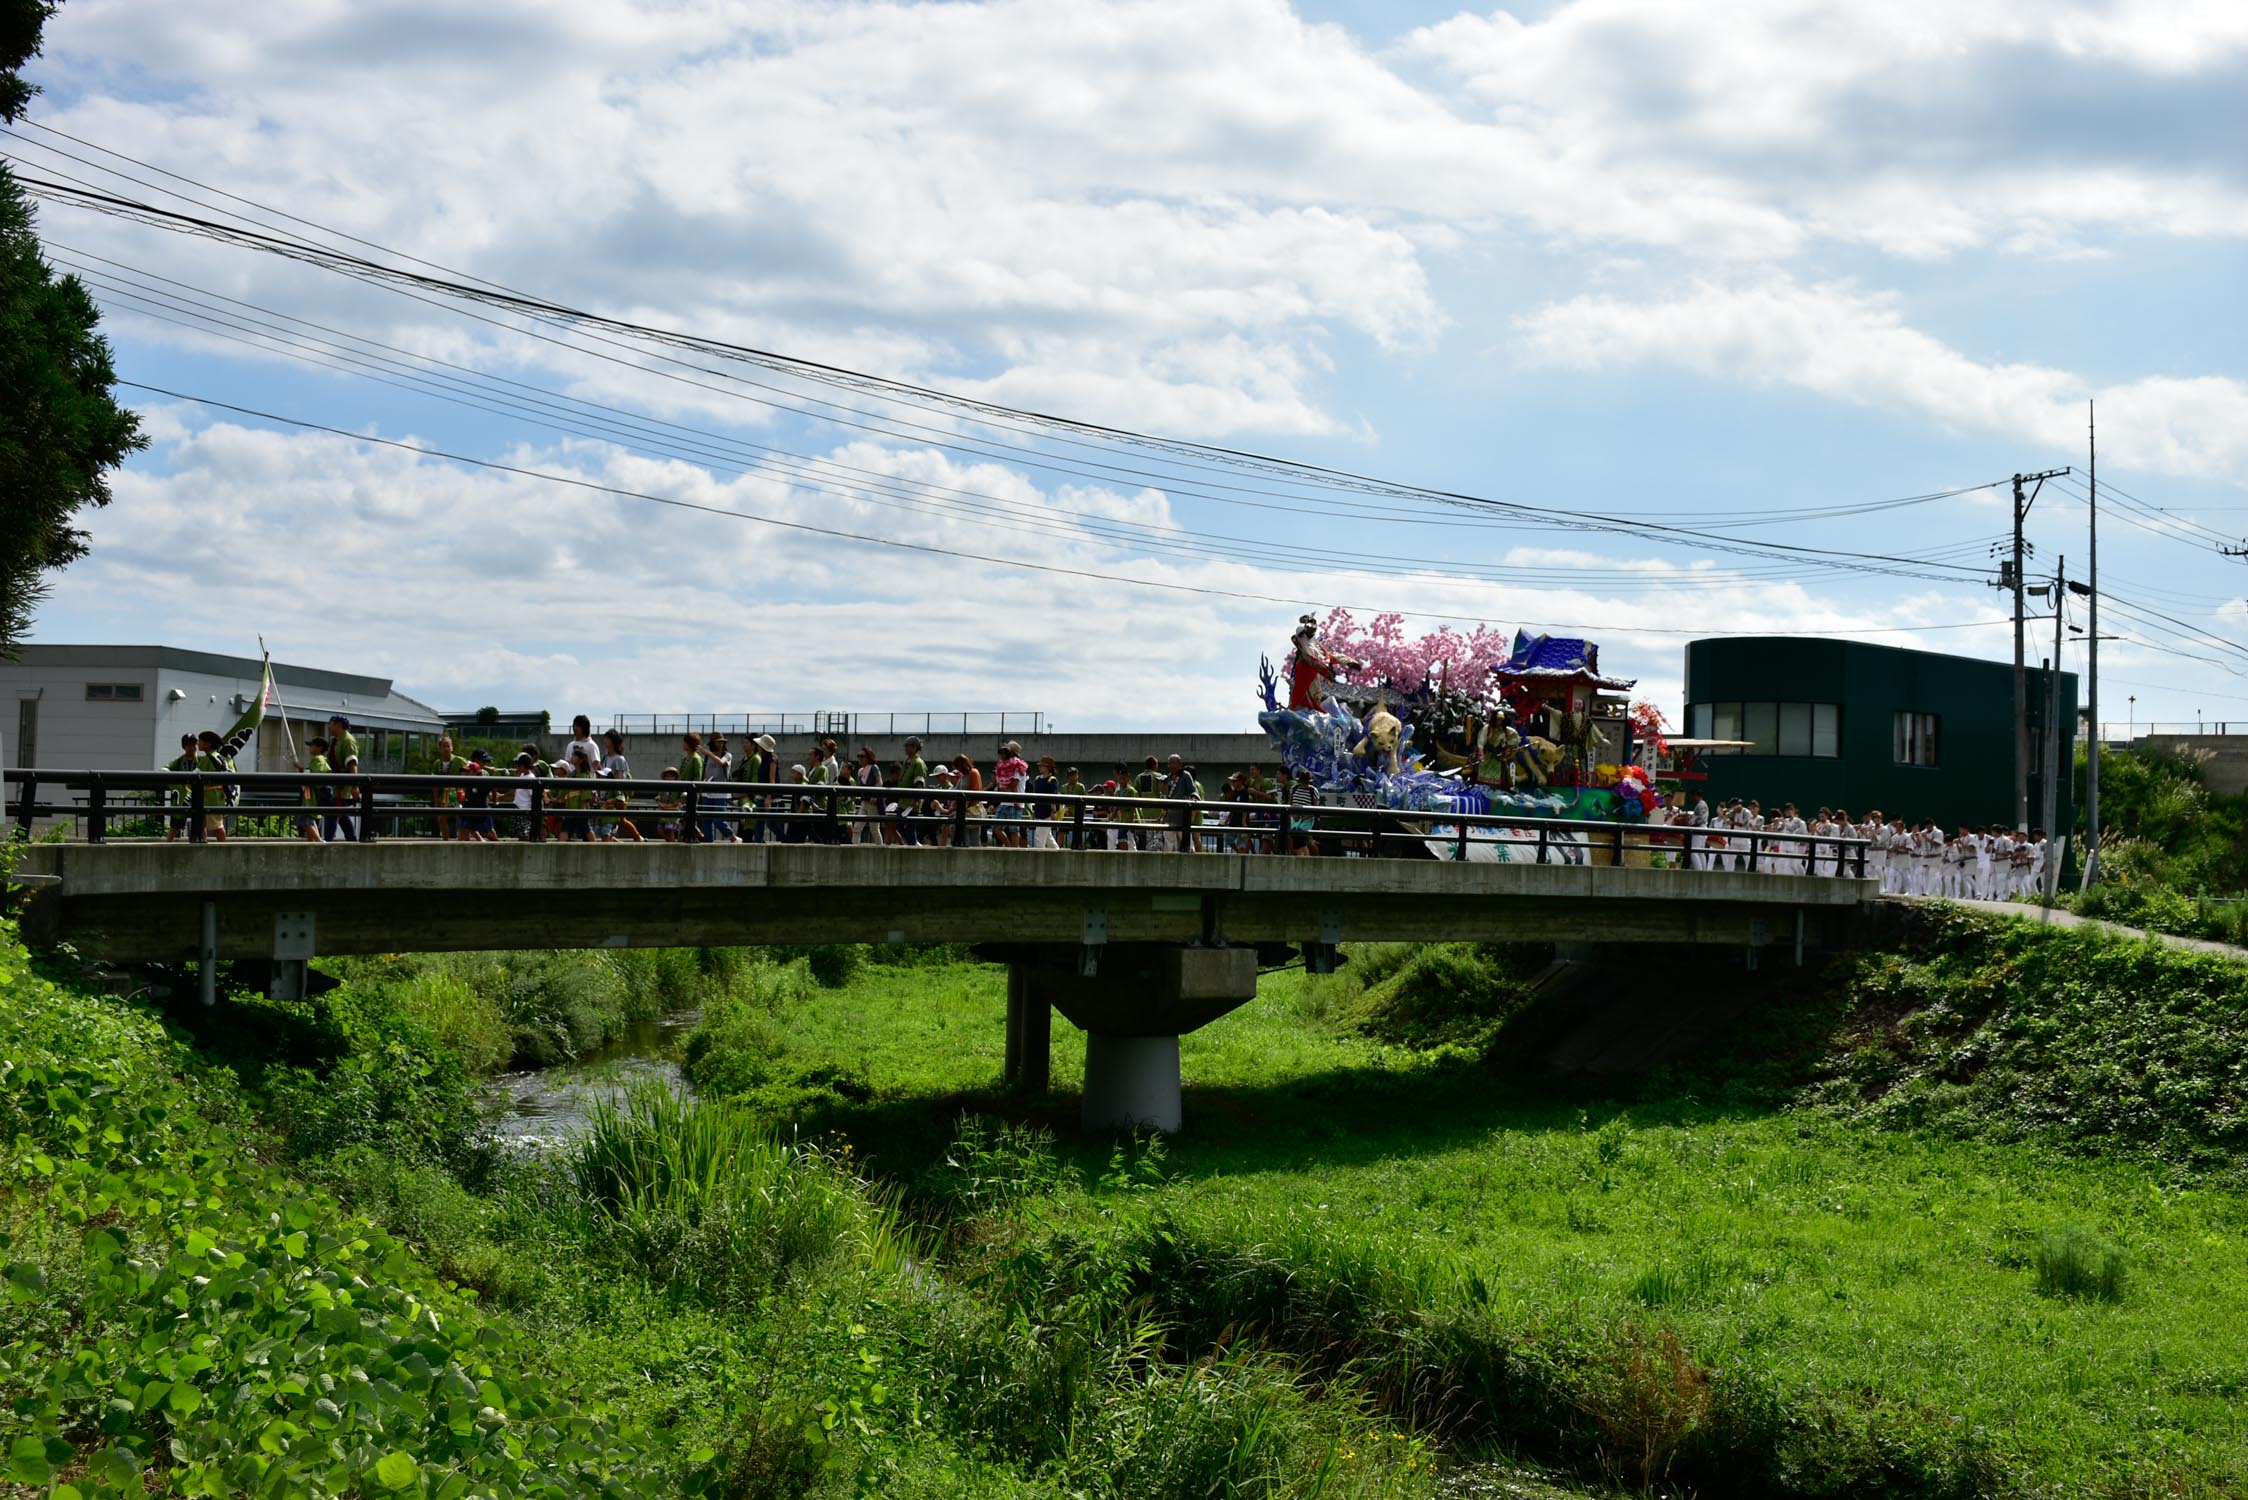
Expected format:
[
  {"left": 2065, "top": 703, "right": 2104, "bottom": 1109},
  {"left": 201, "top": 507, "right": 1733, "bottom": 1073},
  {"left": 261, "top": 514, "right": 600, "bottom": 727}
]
[{"left": 1682, "top": 637, "right": 2075, "bottom": 833}]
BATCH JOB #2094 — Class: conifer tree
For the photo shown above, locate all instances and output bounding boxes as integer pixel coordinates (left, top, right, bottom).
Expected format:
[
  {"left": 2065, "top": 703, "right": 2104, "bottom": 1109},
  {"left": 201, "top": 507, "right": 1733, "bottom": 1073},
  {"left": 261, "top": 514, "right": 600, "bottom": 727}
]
[{"left": 0, "top": 0, "right": 144, "bottom": 652}]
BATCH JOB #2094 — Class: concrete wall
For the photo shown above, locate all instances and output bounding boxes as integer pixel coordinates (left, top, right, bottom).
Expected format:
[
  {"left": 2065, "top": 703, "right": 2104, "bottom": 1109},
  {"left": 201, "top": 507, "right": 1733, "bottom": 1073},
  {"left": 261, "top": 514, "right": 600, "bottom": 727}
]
[
  {"left": 1, "top": 646, "right": 448, "bottom": 778},
  {"left": 2133, "top": 735, "right": 2248, "bottom": 797}
]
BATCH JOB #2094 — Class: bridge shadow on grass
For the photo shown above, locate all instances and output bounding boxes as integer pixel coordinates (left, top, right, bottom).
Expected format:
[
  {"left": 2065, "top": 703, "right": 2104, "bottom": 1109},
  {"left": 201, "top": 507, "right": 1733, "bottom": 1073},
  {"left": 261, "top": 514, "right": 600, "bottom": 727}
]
[
  {"left": 774, "top": 951, "right": 1841, "bottom": 1194},
  {"left": 794, "top": 1052, "right": 1795, "bottom": 1203}
]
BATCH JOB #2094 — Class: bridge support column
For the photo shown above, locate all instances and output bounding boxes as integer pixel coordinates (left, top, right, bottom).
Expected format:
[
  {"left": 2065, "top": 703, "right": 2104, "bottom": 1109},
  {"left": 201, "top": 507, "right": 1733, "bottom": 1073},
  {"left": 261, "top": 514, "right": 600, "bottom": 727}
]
[
  {"left": 198, "top": 900, "right": 217, "bottom": 1008},
  {"left": 1003, "top": 965, "right": 1052, "bottom": 1093},
  {"left": 1082, "top": 1034, "right": 1180, "bottom": 1132},
  {"left": 998, "top": 943, "right": 1258, "bottom": 1132}
]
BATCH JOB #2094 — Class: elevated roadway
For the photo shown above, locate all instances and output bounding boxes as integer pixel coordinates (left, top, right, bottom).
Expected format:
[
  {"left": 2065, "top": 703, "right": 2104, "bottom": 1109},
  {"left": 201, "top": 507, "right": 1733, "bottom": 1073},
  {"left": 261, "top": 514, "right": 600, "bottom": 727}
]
[{"left": 15, "top": 842, "right": 1874, "bottom": 961}]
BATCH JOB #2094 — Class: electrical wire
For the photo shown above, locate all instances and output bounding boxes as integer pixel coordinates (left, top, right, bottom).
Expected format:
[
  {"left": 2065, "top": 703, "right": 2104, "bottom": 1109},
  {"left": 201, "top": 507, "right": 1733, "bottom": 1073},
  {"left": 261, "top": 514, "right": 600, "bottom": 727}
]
[
  {"left": 54, "top": 238, "right": 2013, "bottom": 595},
  {"left": 114, "top": 378, "right": 2019, "bottom": 642},
  {"left": 7, "top": 122, "right": 2019, "bottom": 534},
  {"left": 67, "top": 254, "right": 2013, "bottom": 596},
  {"left": 8, "top": 158, "right": 2011, "bottom": 586}
]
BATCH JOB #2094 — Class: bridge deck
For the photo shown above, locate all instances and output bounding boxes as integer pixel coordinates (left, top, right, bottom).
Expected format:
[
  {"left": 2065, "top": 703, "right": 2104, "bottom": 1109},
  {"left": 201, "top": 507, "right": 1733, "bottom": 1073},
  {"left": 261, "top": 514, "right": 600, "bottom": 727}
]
[{"left": 15, "top": 843, "right": 1877, "bottom": 962}]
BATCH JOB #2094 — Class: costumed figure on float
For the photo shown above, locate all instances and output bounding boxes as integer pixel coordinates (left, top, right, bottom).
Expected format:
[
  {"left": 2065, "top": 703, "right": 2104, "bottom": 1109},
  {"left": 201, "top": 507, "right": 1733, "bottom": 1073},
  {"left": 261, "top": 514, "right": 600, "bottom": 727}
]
[{"left": 1255, "top": 611, "right": 1668, "bottom": 862}]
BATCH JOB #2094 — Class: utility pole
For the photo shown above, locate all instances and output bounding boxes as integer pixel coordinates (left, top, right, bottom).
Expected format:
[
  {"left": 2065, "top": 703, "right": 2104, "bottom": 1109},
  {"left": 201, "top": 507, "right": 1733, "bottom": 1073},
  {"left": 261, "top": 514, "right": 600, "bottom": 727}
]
[
  {"left": 2084, "top": 402, "right": 2101, "bottom": 889},
  {"left": 2045, "top": 555, "right": 2065, "bottom": 852},
  {"left": 2009, "top": 468, "right": 2070, "bottom": 832}
]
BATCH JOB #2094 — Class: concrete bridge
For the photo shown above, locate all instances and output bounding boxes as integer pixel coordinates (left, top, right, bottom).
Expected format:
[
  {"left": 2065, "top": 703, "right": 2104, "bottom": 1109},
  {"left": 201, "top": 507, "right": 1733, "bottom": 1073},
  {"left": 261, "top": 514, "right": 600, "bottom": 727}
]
[{"left": 13, "top": 840, "right": 1876, "bottom": 1131}]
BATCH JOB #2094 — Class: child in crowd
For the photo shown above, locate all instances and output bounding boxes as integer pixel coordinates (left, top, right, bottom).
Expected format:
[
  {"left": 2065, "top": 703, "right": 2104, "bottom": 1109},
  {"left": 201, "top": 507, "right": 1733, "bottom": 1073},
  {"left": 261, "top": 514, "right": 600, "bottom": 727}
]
[{"left": 457, "top": 749, "right": 500, "bottom": 842}]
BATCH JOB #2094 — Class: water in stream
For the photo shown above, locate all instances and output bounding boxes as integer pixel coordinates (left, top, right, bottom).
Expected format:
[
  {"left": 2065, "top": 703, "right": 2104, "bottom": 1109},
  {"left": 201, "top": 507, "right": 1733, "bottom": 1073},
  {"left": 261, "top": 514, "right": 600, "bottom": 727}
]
[{"left": 488, "top": 1008, "right": 701, "bottom": 1149}]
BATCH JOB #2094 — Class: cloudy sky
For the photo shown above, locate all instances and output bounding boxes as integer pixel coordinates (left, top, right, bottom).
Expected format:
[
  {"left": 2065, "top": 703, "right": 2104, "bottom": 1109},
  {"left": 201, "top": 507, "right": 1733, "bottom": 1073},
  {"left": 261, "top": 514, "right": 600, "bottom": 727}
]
[{"left": 15, "top": 0, "right": 2248, "bottom": 732}]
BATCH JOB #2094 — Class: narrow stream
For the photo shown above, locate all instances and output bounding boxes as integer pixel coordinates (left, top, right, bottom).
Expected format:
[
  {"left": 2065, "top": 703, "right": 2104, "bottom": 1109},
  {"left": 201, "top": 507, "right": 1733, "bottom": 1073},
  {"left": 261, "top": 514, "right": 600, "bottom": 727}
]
[{"left": 487, "top": 1008, "right": 701, "bottom": 1149}]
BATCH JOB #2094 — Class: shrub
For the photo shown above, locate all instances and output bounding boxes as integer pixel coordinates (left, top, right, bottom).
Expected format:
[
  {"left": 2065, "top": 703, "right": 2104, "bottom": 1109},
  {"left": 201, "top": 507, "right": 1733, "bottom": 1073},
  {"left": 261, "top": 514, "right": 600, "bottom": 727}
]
[
  {"left": 392, "top": 966, "right": 512, "bottom": 1075},
  {"left": 0, "top": 917, "right": 696, "bottom": 1498},
  {"left": 682, "top": 987, "right": 794, "bottom": 1097},
  {"left": 2032, "top": 1226, "right": 2128, "bottom": 1302},
  {"left": 1351, "top": 942, "right": 1542, "bottom": 1050},
  {"left": 263, "top": 988, "right": 488, "bottom": 1173}
]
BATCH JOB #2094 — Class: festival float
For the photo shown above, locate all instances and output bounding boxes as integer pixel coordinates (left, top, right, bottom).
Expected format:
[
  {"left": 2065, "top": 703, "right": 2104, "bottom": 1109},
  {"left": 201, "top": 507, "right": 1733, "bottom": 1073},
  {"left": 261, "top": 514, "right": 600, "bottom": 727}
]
[{"left": 1256, "top": 610, "right": 1675, "bottom": 861}]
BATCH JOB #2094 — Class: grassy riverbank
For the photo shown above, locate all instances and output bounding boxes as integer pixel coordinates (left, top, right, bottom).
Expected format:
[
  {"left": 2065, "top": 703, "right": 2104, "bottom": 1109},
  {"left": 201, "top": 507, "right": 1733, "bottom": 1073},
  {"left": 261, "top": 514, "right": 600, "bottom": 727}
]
[
  {"left": 673, "top": 915, "right": 2248, "bottom": 1496},
  {"left": 8, "top": 907, "right": 2245, "bottom": 1495},
  {"left": 0, "top": 925, "right": 1440, "bottom": 1498}
]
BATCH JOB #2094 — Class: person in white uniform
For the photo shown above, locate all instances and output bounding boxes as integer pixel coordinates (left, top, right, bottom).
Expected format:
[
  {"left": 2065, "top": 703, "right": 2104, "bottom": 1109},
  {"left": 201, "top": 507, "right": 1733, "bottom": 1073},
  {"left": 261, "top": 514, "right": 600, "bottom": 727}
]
[{"left": 1961, "top": 826, "right": 1987, "bottom": 900}]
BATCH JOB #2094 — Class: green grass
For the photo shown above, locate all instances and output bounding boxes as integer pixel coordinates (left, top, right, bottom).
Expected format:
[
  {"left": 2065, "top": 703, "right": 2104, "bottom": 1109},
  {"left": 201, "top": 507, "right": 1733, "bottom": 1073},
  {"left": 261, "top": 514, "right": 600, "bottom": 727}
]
[
  {"left": 678, "top": 939, "right": 2248, "bottom": 1496},
  {"left": 4, "top": 922, "right": 1440, "bottom": 1498},
  {"left": 29, "top": 900, "right": 2248, "bottom": 1497}
]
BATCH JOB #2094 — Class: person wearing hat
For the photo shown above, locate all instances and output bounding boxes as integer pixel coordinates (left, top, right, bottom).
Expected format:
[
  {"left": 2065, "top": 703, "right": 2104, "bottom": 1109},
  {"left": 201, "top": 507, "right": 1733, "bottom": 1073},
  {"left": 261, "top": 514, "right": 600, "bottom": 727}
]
[
  {"left": 325, "top": 714, "right": 360, "bottom": 775},
  {"left": 925, "top": 763, "right": 958, "bottom": 846},
  {"left": 743, "top": 732, "right": 778, "bottom": 843}
]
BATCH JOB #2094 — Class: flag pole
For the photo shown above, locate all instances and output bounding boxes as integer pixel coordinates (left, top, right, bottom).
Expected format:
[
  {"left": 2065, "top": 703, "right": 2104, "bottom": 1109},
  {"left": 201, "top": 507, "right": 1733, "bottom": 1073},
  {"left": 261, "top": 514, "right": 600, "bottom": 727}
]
[{"left": 258, "top": 636, "right": 303, "bottom": 768}]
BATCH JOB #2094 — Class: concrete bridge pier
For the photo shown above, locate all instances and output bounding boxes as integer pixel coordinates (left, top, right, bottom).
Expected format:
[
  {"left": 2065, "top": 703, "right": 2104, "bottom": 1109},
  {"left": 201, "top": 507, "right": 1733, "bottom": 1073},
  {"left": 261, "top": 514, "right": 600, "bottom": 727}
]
[{"left": 997, "top": 944, "right": 1261, "bottom": 1132}]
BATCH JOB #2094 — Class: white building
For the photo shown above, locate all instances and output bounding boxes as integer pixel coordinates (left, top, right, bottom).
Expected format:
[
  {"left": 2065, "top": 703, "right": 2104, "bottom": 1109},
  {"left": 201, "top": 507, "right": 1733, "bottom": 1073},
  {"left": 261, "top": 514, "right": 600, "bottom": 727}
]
[{"left": 4, "top": 644, "right": 449, "bottom": 776}]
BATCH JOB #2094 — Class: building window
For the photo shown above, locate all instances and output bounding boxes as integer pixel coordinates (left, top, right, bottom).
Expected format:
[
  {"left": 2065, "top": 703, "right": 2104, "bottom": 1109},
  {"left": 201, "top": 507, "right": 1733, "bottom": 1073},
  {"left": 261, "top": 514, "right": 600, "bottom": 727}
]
[
  {"left": 1741, "top": 701, "right": 1776, "bottom": 756},
  {"left": 1895, "top": 711, "right": 1940, "bottom": 767},
  {"left": 83, "top": 683, "right": 145, "bottom": 702},
  {"left": 1812, "top": 703, "right": 1840, "bottom": 758},
  {"left": 1687, "top": 701, "right": 1841, "bottom": 758}
]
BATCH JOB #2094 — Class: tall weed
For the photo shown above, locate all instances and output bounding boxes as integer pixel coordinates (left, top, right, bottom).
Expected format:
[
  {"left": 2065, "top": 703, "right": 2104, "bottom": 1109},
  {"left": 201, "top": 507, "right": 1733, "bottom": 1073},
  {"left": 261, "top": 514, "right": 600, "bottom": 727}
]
[
  {"left": 569, "top": 1083, "right": 903, "bottom": 1306},
  {"left": 2032, "top": 1226, "right": 2128, "bottom": 1302}
]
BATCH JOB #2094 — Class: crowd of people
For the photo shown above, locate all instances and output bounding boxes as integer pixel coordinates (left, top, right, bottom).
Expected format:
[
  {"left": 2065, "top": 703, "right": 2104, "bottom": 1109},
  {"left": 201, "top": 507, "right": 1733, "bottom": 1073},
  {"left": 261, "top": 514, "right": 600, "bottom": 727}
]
[
  {"left": 408, "top": 717, "right": 1309, "bottom": 853},
  {"left": 1664, "top": 795, "right": 2052, "bottom": 899},
  {"left": 155, "top": 712, "right": 2049, "bottom": 896}
]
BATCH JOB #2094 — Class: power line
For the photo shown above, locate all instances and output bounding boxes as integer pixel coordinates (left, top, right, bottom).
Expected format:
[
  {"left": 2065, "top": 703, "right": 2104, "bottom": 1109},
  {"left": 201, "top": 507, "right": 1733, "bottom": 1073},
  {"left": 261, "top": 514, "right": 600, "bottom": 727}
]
[
  {"left": 10, "top": 161, "right": 2008, "bottom": 586},
  {"left": 7, "top": 122, "right": 2017, "bottom": 535},
  {"left": 114, "top": 378, "right": 2016, "bottom": 642},
  {"left": 66, "top": 252, "right": 2007, "bottom": 596}
]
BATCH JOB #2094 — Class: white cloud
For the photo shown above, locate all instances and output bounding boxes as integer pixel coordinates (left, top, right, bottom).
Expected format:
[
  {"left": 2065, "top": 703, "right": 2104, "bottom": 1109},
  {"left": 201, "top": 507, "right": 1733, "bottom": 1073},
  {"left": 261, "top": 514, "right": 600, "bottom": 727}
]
[
  {"left": 17, "top": 0, "right": 2246, "bottom": 726},
  {"left": 33, "top": 407, "right": 2031, "bottom": 727},
  {"left": 1516, "top": 276, "right": 2248, "bottom": 481},
  {"left": 1398, "top": 0, "right": 2248, "bottom": 260}
]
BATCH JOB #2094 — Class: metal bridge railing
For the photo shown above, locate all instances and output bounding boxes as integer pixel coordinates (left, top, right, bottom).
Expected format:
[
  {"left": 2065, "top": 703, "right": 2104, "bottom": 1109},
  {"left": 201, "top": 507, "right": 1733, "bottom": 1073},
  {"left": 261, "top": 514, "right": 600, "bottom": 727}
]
[
  {"left": 601, "top": 711, "right": 1047, "bottom": 741},
  {"left": 5, "top": 767, "right": 1869, "bottom": 876}
]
